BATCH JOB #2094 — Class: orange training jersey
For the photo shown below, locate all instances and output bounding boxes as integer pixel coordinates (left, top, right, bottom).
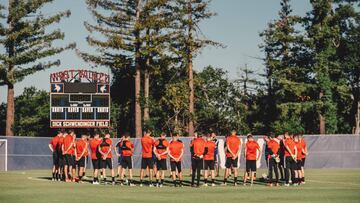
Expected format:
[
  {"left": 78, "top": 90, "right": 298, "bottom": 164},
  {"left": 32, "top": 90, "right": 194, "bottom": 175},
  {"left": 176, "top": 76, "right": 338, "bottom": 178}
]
[
  {"left": 120, "top": 140, "right": 134, "bottom": 157},
  {"left": 63, "top": 134, "right": 74, "bottom": 155},
  {"left": 284, "top": 138, "right": 296, "bottom": 157},
  {"left": 226, "top": 135, "right": 241, "bottom": 158},
  {"left": 50, "top": 135, "right": 60, "bottom": 151},
  {"left": 169, "top": 140, "right": 184, "bottom": 161},
  {"left": 90, "top": 138, "right": 102, "bottom": 160},
  {"left": 192, "top": 138, "right": 206, "bottom": 157},
  {"left": 246, "top": 140, "right": 260, "bottom": 160},
  {"left": 76, "top": 139, "right": 88, "bottom": 158},
  {"left": 267, "top": 139, "right": 280, "bottom": 158},
  {"left": 155, "top": 138, "right": 169, "bottom": 159},
  {"left": 300, "top": 139, "right": 307, "bottom": 159},
  {"left": 204, "top": 141, "right": 216, "bottom": 161},
  {"left": 100, "top": 138, "right": 113, "bottom": 159},
  {"left": 141, "top": 135, "right": 155, "bottom": 158},
  {"left": 295, "top": 141, "right": 303, "bottom": 160}
]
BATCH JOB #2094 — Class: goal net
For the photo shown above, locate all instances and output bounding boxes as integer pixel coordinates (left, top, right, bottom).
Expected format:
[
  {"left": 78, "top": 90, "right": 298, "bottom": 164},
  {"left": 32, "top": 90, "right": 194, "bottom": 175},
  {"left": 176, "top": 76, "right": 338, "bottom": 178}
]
[{"left": 0, "top": 139, "right": 7, "bottom": 171}]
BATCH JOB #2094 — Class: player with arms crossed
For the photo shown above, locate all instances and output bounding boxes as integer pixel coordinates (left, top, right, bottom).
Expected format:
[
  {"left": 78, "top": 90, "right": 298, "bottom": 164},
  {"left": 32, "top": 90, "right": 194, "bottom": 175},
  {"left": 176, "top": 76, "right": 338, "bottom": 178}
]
[
  {"left": 99, "top": 133, "right": 116, "bottom": 185},
  {"left": 223, "top": 130, "right": 241, "bottom": 186},
  {"left": 243, "top": 134, "right": 261, "bottom": 186},
  {"left": 168, "top": 133, "right": 184, "bottom": 187},
  {"left": 154, "top": 132, "right": 169, "bottom": 187},
  {"left": 119, "top": 133, "right": 135, "bottom": 186}
]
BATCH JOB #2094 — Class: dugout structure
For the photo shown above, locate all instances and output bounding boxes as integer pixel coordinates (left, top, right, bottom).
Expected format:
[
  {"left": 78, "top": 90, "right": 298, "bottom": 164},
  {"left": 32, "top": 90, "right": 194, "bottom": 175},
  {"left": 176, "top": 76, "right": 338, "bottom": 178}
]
[{"left": 49, "top": 69, "right": 110, "bottom": 128}]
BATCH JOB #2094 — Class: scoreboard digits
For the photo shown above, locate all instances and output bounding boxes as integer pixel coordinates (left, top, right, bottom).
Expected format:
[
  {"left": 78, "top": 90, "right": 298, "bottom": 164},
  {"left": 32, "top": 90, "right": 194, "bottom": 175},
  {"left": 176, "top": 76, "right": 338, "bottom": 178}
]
[{"left": 50, "top": 69, "right": 111, "bottom": 128}]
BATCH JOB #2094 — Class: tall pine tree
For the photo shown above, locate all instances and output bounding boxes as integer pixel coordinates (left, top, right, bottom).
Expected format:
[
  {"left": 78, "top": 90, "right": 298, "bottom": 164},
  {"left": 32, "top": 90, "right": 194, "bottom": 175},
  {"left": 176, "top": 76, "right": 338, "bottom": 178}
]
[{"left": 0, "top": 0, "right": 74, "bottom": 136}]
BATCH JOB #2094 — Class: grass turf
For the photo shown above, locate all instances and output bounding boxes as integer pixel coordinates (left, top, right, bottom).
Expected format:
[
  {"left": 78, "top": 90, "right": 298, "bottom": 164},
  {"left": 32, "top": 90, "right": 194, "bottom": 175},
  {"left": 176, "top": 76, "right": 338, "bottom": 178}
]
[{"left": 0, "top": 169, "right": 359, "bottom": 203}]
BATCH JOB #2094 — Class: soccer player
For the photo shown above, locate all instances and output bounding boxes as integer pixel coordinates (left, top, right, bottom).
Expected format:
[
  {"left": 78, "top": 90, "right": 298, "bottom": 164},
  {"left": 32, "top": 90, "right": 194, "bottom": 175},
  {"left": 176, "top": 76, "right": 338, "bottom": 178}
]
[
  {"left": 294, "top": 135, "right": 303, "bottom": 186},
  {"left": 90, "top": 133, "right": 102, "bottom": 184},
  {"left": 75, "top": 134, "right": 88, "bottom": 183},
  {"left": 62, "top": 130, "right": 76, "bottom": 182},
  {"left": 266, "top": 133, "right": 280, "bottom": 187},
  {"left": 57, "top": 131, "right": 65, "bottom": 181},
  {"left": 154, "top": 132, "right": 170, "bottom": 187},
  {"left": 223, "top": 130, "right": 241, "bottom": 186},
  {"left": 283, "top": 132, "right": 297, "bottom": 186},
  {"left": 49, "top": 131, "right": 62, "bottom": 181},
  {"left": 190, "top": 133, "right": 206, "bottom": 187},
  {"left": 168, "top": 133, "right": 184, "bottom": 187},
  {"left": 204, "top": 135, "right": 216, "bottom": 187},
  {"left": 99, "top": 133, "right": 115, "bottom": 185},
  {"left": 243, "top": 134, "right": 261, "bottom": 186},
  {"left": 299, "top": 134, "right": 308, "bottom": 184},
  {"left": 115, "top": 135, "right": 124, "bottom": 178},
  {"left": 140, "top": 130, "right": 155, "bottom": 187},
  {"left": 70, "top": 131, "right": 77, "bottom": 180},
  {"left": 119, "top": 133, "right": 135, "bottom": 186},
  {"left": 277, "top": 134, "right": 285, "bottom": 180}
]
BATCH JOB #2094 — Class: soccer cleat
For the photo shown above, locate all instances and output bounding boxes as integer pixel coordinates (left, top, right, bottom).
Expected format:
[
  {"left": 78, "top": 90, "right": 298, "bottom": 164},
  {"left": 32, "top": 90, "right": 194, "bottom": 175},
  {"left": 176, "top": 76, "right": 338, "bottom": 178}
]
[
  {"left": 211, "top": 183, "right": 216, "bottom": 187},
  {"left": 112, "top": 181, "right": 116, "bottom": 186},
  {"left": 267, "top": 183, "right": 273, "bottom": 187},
  {"left": 243, "top": 183, "right": 246, "bottom": 186},
  {"left": 149, "top": 184, "right": 154, "bottom": 187},
  {"left": 52, "top": 178, "right": 55, "bottom": 181},
  {"left": 275, "top": 183, "right": 280, "bottom": 187},
  {"left": 159, "top": 184, "right": 163, "bottom": 188},
  {"left": 234, "top": 183, "right": 238, "bottom": 186},
  {"left": 129, "top": 183, "right": 136, "bottom": 187},
  {"left": 284, "top": 183, "right": 290, "bottom": 187},
  {"left": 125, "top": 179, "right": 129, "bottom": 184},
  {"left": 139, "top": 183, "right": 143, "bottom": 187},
  {"left": 221, "top": 183, "right": 227, "bottom": 186},
  {"left": 203, "top": 183, "right": 208, "bottom": 187}
]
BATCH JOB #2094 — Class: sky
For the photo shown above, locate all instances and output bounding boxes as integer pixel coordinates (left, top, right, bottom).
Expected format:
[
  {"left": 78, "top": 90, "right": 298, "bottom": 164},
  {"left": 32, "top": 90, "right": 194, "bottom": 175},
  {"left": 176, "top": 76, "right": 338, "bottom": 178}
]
[{"left": 0, "top": 0, "right": 312, "bottom": 103}]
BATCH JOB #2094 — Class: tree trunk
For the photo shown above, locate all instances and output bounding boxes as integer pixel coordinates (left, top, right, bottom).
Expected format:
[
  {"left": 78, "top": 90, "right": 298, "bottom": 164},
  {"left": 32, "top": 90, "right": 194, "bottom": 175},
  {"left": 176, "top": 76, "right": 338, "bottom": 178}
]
[
  {"left": 355, "top": 100, "right": 360, "bottom": 134},
  {"left": 143, "top": 58, "right": 150, "bottom": 123},
  {"left": 187, "top": 0, "right": 194, "bottom": 137},
  {"left": 5, "top": 83, "right": 14, "bottom": 136},
  {"left": 134, "top": 0, "right": 142, "bottom": 138},
  {"left": 319, "top": 91, "right": 326, "bottom": 134}
]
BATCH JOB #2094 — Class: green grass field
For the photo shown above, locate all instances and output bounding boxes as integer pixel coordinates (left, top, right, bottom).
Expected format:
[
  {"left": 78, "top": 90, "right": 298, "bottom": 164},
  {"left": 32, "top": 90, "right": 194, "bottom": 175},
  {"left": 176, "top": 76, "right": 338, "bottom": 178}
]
[{"left": 0, "top": 169, "right": 360, "bottom": 203}]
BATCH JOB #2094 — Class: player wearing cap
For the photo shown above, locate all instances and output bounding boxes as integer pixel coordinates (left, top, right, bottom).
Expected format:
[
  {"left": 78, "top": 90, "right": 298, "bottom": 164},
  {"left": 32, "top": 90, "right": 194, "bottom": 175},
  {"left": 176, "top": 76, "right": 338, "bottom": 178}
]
[
  {"left": 223, "top": 130, "right": 241, "bottom": 186},
  {"left": 299, "top": 134, "right": 308, "bottom": 184},
  {"left": 243, "top": 134, "right": 261, "bottom": 186},
  {"left": 154, "top": 132, "right": 169, "bottom": 187},
  {"left": 62, "top": 130, "right": 76, "bottom": 182},
  {"left": 49, "top": 131, "right": 62, "bottom": 181},
  {"left": 119, "top": 133, "right": 135, "bottom": 186},
  {"left": 266, "top": 133, "right": 280, "bottom": 186},
  {"left": 90, "top": 133, "right": 102, "bottom": 184},
  {"left": 283, "top": 132, "right": 297, "bottom": 186},
  {"left": 168, "top": 133, "right": 184, "bottom": 187},
  {"left": 190, "top": 133, "right": 207, "bottom": 187},
  {"left": 75, "top": 134, "right": 88, "bottom": 183},
  {"left": 99, "top": 133, "right": 115, "bottom": 185},
  {"left": 204, "top": 135, "right": 216, "bottom": 187},
  {"left": 140, "top": 130, "right": 155, "bottom": 187}
]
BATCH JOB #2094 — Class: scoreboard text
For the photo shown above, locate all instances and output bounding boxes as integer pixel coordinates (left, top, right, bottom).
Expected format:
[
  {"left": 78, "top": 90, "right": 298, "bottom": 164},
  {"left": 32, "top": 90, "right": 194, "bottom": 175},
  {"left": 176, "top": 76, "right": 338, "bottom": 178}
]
[{"left": 50, "top": 69, "right": 110, "bottom": 128}]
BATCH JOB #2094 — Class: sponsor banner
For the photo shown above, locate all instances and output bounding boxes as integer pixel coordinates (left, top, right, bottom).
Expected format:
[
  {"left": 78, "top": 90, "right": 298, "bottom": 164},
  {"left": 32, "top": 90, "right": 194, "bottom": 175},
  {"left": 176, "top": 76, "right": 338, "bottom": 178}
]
[{"left": 50, "top": 120, "right": 110, "bottom": 128}]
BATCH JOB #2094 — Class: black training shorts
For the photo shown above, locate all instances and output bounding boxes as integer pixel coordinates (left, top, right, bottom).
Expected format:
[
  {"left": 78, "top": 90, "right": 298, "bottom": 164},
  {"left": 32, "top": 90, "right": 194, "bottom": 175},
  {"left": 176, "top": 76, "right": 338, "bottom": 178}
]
[
  {"left": 121, "top": 156, "right": 133, "bottom": 169},
  {"left": 64, "top": 154, "right": 74, "bottom": 167},
  {"left": 101, "top": 158, "right": 113, "bottom": 169},
  {"left": 141, "top": 158, "right": 153, "bottom": 169},
  {"left": 92, "top": 159, "right": 100, "bottom": 169},
  {"left": 191, "top": 157, "right": 203, "bottom": 170},
  {"left": 52, "top": 152, "right": 59, "bottom": 166},
  {"left": 246, "top": 160, "right": 257, "bottom": 172},
  {"left": 156, "top": 159, "right": 167, "bottom": 170},
  {"left": 77, "top": 157, "right": 85, "bottom": 168},
  {"left": 285, "top": 156, "right": 296, "bottom": 170},
  {"left": 170, "top": 161, "right": 182, "bottom": 172},
  {"left": 301, "top": 158, "right": 306, "bottom": 167},
  {"left": 225, "top": 157, "right": 238, "bottom": 168},
  {"left": 204, "top": 160, "right": 215, "bottom": 170}
]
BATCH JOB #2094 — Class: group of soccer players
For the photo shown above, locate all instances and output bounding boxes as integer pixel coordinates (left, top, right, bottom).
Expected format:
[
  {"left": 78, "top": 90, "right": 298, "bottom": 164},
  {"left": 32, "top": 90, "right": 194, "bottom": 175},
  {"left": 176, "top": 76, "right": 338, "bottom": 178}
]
[{"left": 48, "top": 129, "right": 307, "bottom": 187}]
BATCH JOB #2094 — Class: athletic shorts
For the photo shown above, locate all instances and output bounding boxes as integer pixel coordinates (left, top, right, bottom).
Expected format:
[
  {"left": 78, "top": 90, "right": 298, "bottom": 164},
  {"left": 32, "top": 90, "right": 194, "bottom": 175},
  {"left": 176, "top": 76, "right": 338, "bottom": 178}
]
[
  {"left": 225, "top": 157, "right": 238, "bottom": 168},
  {"left": 58, "top": 154, "right": 65, "bottom": 167},
  {"left": 92, "top": 159, "right": 100, "bottom": 170},
  {"left": 141, "top": 158, "right": 153, "bottom": 169},
  {"left": 285, "top": 156, "right": 296, "bottom": 170},
  {"left": 52, "top": 152, "right": 59, "bottom": 166},
  {"left": 246, "top": 160, "right": 257, "bottom": 172},
  {"left": 118, "top": 156, "right": 123, "bottom": 165},
  {"left": 295, "top": 160, "right": 302, "bottom": 170},
  {"left": 170, "top": 161, "right": 182, "bottom": 172},
  {"left": 301, "top": 158, "right": 306, "bottom": 167},
  {"left": 101, "top": 158, "right": 113, "bottom": 169},
  {"left": 121, "top": 156, "right": 132, "bottom": 169},
  {"left": 64, "top": 154, "right": 74, "bottom": 167},
  {"left": 156, "top": 159, "right": 167, "bottom": 170},
  {"left": 77, "top": 157, "right": 85, "bottom": 168},
  {"left": 279, "top": 155, "right": 285, "bottom": 166},
  {"left": 191, "top": 157, "right": 203, "bottom": 170},
  {"left": 72, "top": 155, "right": 76, "bottom": 168},
  {"left": 204, "top": 160, "right": 215, "bottom": 170}
]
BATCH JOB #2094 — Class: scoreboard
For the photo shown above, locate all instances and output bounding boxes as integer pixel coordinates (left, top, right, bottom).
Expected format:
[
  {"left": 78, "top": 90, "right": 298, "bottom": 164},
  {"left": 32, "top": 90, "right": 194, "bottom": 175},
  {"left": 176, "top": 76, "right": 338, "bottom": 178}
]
[{"left": 50, "top": 69, "right": 110, "bottom": 128}]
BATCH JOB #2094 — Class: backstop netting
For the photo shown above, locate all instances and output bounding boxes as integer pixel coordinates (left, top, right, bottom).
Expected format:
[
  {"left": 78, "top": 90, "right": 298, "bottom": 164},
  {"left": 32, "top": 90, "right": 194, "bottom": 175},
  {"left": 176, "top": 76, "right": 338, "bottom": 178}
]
[{"left": 0, "top": 135, "right": 359, "bottom": 170}]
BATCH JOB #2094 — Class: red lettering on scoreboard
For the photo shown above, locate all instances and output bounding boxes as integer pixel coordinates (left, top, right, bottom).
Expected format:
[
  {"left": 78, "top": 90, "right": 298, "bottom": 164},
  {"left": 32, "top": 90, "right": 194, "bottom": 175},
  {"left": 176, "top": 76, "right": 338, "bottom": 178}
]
[{"left": 50, "top": 69, "right": 110, "bottom": 84}]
